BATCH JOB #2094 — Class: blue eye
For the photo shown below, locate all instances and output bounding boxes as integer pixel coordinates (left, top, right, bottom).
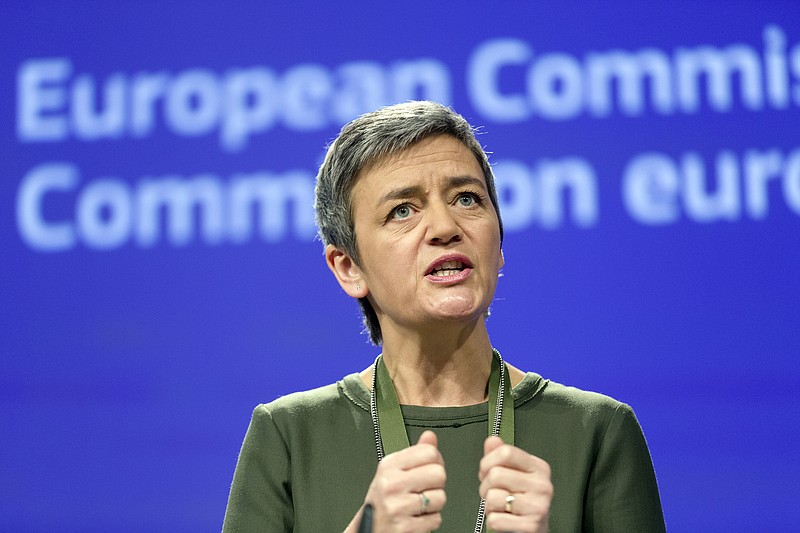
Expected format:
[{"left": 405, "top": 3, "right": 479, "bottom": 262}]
[
  {"left": 458, "top": 193, "right": 476, "bottom": 206},
  {"left": 393, "top": 205, "right": 412, "bottom": 219}
]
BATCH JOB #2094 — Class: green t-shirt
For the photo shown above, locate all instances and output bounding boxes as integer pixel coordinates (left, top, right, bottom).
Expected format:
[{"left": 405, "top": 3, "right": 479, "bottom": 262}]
[{"left": 223, "top": 371, "right": 665, "bottom": 532}]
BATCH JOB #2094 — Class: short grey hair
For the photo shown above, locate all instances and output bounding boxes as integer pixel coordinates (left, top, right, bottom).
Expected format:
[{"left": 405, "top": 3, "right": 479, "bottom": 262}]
[{"left": 314, "top": 101, "right": 504, "bottom": 345}]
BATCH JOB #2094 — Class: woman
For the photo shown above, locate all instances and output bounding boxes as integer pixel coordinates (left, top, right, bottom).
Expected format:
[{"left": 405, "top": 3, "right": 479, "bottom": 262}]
[{"left": 223, "top": 101, "right": 665, "bottom": 532}]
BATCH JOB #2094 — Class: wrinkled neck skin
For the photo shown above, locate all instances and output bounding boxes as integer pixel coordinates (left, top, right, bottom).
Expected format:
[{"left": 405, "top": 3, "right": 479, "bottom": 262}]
[{"left": 360, "top": 317, "right": 521, "bottom": 407}]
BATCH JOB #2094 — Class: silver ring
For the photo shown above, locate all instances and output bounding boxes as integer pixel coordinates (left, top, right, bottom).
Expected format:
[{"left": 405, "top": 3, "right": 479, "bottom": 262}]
[
  {"left": 419, "top": 491, "right": 430, "bottom": 514},
  {"left": 504, "top": 494, "right": 515, "bottom": 513}
]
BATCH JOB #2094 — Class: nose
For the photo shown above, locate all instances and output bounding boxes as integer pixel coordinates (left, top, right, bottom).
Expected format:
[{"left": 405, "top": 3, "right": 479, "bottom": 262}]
[{"left": 425, "top": 201, "right": 461, "bottom": 245}]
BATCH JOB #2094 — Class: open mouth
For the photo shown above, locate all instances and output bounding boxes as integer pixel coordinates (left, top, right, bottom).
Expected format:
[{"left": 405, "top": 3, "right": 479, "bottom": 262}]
[
  {"left": 430, "top": 260, "right": 467, "bottom": 277},
  {"left": 426, "top": 255, "right": 473, "bottom": 278}
]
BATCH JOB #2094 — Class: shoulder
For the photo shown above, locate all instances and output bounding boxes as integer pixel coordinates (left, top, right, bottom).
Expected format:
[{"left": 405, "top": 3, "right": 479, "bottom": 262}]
[
  {"left": 263, "top": 381, "right": 343, "bottom": 413},
  {"left": 249, "top": 374, "right": 367, "bottom": 429},
  {"left": 517, "top": 372, "right": 623, "bottom": 409},
  {"left": 252, "top": 380, "right": 342, "bottom": 422},
  {"left": 542, "top": 377, "right": 624, "bottom": 411},
  {"left": 516, "top": 372, "right": 634, "bottom": 429},
  {"left": 509, "top": 372, "right": 664, "bottom": 528},
  {"left": 513, "top": 374, "right": 655, "bottom": 477}
]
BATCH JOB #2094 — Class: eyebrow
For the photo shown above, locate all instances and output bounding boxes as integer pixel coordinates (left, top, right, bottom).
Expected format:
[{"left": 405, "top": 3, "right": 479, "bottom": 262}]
[{"left": 377, "top": 175, "right": 486, "bottom": 205}]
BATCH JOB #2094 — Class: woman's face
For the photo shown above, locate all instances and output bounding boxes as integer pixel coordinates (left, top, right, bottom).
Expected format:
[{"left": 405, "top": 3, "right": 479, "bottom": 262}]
[{"left": 349, "top": 134, "right": 503, "bottom": 336}]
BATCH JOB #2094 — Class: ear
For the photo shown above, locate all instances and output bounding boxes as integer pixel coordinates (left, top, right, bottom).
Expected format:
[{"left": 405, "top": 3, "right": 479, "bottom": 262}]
[
  {"left": 499, "top": 248, "right": 505, "bottom": 270},
  {"left": 325, "top": 244, "right": 369, "bottom": 299}
]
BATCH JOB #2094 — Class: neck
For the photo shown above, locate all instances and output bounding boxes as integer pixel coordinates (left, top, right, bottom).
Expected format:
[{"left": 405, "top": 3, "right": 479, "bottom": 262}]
[{"left": 377, "top": 320, "right": 494, "bottom": 407}]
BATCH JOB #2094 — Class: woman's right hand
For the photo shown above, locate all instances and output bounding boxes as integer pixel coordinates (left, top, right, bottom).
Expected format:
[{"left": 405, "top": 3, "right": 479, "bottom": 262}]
[{"left": 348, "top": 430, "right": 447, "bottom": 532}]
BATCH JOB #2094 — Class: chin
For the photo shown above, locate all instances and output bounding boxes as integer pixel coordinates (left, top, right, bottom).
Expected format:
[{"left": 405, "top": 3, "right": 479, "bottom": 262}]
[{"left": 430, "top": 298, "right": 487, "bottom": 321}]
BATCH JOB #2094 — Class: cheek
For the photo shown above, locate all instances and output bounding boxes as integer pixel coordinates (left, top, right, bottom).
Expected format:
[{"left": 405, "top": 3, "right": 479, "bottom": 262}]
[
  {"left": 474, "top": 224, "right": 503, "bottom": 257},
  {"left": 362, "top": 242, "right": 417, "bottom": 290}
]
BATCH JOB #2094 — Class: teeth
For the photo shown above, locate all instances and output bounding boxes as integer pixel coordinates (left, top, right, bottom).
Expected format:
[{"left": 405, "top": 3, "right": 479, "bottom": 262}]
[
  {"left": 431, "top": 258, "right": 467, "bottom": 277},
  {"left": 434, "top": 260, "right": 464, "bottom": 272}
]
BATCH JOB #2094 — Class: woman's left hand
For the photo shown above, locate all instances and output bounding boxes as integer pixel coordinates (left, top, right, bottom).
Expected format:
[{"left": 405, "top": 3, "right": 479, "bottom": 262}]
[{"left": 478, "top": 436, "right": 553, "bottom": 533}]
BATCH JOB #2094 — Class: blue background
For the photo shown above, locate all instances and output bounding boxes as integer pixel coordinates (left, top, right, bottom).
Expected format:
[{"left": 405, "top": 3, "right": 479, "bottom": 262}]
[{"left": 2, "top": 2, "right": 799, "bottom": 531}]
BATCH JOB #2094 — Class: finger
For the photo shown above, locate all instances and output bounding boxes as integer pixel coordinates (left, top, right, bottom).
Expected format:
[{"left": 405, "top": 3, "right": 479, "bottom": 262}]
[
  {"left": 371, "top": 462, "right": 446, "bottom": 504},
  {"left": 402, "top": 462, "right": 447, "bottom": 494},
  {"left": 391, "top": 488, "right": 446, "bottom": 517},
  {"left": 483, "top": 487, "right": 513, "bottom": 513},
  {"left": 417, "top": 429, "right": 438, "bottom": 448},
  {"left": 375, "top": 489, "right": 445, "bottom": 532},
  {"left": 479, "top": 465, "right": 552, "bottom": 499},
  {"left": 481, "top": 442, "right": 542, "bottom": 472},
  {"left": 483, "top": 488, "right": 551, "bottom": 518},
  {"left": 483, "top": 435, "right": 504, "bottom": 455},
  {"left": 479, "top": 444, "right": 550, "bottom": 480},
  {"left": 486, "top": 510, "right": 548, "bottom": 533},
  {"left": 479, "top": 436, "right": 506, "bottom": 481},
  {"left": 381, "top": 440, "right": 444, "bottom": 470},
  {"left": 400, "top": 511, "right": 443, "bottom": 533}
]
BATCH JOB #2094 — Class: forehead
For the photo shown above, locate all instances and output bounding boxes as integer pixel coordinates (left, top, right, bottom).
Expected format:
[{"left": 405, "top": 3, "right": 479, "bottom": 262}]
[{"left": 352, "top": 135, "right": 485, "bottom": 199}]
